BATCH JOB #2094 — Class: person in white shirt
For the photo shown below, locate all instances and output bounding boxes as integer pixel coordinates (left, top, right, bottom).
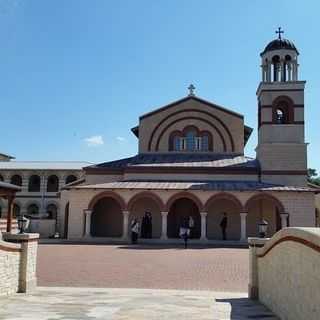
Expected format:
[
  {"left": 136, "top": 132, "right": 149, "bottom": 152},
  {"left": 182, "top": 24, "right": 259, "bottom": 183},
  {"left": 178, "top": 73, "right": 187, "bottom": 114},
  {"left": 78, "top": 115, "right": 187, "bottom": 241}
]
[{"left": 131, "top": 218, "right": 139, "bottom": 244}]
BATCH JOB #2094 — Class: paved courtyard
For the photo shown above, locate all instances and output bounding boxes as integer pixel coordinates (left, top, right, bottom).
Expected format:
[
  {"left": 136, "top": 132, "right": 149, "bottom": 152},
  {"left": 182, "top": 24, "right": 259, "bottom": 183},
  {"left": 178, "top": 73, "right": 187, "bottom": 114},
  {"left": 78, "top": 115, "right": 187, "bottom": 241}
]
[
  {"left": 0, "top": 287, "right": 278, "bottom": 320},
  {"left": 37, "top": 244, "right": 248, "bottom": 292}
]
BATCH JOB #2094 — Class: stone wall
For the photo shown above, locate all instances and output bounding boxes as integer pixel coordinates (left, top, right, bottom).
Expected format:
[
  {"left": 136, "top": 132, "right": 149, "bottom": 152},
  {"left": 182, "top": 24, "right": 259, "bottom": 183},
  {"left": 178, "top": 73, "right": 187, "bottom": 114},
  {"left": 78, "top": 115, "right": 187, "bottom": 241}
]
[
  {"left": 0, "top": 233, "right": 39, "bottom": 296},
  {"left": 248, "top": 228, "right": 320, "bottom": 320},
  {"left": 0, "top": 240, "right": 20, "bottom": 296}
]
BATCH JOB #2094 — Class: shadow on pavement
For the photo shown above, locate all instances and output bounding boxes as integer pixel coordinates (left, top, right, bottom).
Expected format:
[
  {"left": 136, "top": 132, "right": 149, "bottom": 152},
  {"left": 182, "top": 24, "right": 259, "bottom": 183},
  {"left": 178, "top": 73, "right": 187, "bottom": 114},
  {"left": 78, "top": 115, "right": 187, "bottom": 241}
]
[{"left": 215, "top": 298, "right": 278, "bottom": 319}]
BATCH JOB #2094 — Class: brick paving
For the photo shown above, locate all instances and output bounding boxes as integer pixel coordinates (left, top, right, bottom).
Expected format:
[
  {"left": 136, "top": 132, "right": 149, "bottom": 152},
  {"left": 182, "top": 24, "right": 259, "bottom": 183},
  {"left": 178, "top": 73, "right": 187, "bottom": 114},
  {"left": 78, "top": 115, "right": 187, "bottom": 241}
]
[{"left": 37, "top": 244, "right": 248, "bottom": 292}]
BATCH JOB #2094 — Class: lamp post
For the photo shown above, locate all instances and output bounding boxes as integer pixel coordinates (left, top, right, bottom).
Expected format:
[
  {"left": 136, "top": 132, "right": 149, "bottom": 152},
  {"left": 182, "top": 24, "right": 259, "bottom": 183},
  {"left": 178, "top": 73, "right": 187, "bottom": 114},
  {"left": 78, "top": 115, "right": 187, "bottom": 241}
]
[
  {"left": 17, "top": 214, "right": 29, "bottom": 234},
  {"left": 258, "top": 219, "right": 268, "bottom": 238}
]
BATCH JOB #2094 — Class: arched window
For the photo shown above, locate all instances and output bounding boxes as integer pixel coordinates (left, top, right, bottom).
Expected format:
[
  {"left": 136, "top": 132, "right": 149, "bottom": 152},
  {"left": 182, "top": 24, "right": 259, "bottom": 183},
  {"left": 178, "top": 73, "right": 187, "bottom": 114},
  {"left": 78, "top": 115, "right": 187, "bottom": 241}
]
[
  {"left": 284, "top": 55, "right": 292, "bottom": 81},
  {"left": 169, "top": 127, "right": 213, "bottom": 152},
  {"left": 201, "top": 134, "right": 209, "bottom": 151},
  {"left": 185, "top": 130, "right": 196, "bottom": 151},
  {"left": 10, "top": 175, "right": 22, "bottom": 186},
  {"left": 47, "top": 175, "right": 59, "bottom": 192},
  {"left": 65, "top": 175, "right": 77, "bottom": 185},
  {"left": 46, "top": 203, "right": 58, "bottom": 219},
  {"left": 272, "top": 55, "right": 281, "bottom": 82},
  {"left": 272, "top": 97, "right": 294, "bottom": 125},
  {"left": 27, "top": 204, "right": 39, "bottom": 217},
  {"left": 28, "top": 175, "right": 41, "bottom": 192},
  {"left": 0, "top": 175, "right": 4, "bottom": 182},
  {"left": 173, "top": 136, "right": 180, "bottom": 151}
]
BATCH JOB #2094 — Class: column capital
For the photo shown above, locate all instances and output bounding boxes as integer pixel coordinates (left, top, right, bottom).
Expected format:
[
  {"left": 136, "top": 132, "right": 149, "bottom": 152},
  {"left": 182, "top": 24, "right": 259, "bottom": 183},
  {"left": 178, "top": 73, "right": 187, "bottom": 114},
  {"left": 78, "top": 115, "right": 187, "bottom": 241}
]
[
  {"left": 161, "top": 211, "right": 168, "bottom": 216},
  {"left": 280, "top": 212, "right": 289, "bottom": 217},
  {"left": 200, "top": 211, "right": 208, "bottom": 217},
  {"left": 240, "top": 212, "right": 248, "bottom": 218},
  {"left": 84, "top": 209, "right": 92, "bottom": 215},
  {"left": 122, "top": 210, "right": 130, "bottom": 216}
]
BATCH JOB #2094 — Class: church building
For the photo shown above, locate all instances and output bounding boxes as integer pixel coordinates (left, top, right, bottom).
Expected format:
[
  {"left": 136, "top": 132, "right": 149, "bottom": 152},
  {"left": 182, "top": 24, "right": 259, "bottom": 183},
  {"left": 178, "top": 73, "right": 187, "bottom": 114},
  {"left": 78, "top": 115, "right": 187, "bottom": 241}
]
[{"left": 61, "top": 31, "right": 316, "bottom": 243}]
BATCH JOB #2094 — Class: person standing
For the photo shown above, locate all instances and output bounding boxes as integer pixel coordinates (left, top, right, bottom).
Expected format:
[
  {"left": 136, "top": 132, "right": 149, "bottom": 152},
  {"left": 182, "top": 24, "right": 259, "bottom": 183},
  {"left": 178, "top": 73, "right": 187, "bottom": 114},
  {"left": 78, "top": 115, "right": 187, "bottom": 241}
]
[
  {"left": 131, "top": 218, "right": 139, "bottom": 244},
  {"left": 188, "top": 216, "right": 194, "bottom": 239},
  {"left": 146, "top": 212, "right": 152, "bottom": 238},
  {"left": 220, "top": 213, "right": 228, "bottom": 240},
  {"left": 141, "top": 213, "right": 147, "bottom": 238}
]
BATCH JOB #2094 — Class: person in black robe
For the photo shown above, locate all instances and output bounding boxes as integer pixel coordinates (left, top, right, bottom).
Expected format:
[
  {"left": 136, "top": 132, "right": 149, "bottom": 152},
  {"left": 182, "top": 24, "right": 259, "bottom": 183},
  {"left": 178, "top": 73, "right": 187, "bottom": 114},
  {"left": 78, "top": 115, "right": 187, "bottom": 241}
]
[
  {"left": 220, "top": 213, "right": 228, "bottom": 240},
  {"left": 146, "top": 212, "right": 152, "bottom": 238},
  {"left": 141, "top": 212, "right": 148, "bottom": 238}
]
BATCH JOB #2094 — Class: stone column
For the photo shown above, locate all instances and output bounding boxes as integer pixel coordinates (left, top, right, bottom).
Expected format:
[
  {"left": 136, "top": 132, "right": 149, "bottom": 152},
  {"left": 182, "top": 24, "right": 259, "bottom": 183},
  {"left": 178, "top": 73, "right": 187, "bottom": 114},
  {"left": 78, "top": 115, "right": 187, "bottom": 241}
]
[
  {"left": 161, "top": 211, "right": 168, "bottom": 240},
  {"left": 248, "top": 237, "right": 269, "bottom": 299},
  {"left": 84, "top": 209, "right": 92, "bottom": 237},
  {"left": 280, "top": 213, "right": 289, "bottom": 228},
  {"left": 122, "top": 211, "right": 129, "bottom": 240},
  {"left": 200, "top": 212, "right": 208, "bottom": 241},
  {"left": 3, "top": 232, "right": 40, "bottom": 293},
  {"left": 240, "top": 212, "right": 248, "bottom": 241}
]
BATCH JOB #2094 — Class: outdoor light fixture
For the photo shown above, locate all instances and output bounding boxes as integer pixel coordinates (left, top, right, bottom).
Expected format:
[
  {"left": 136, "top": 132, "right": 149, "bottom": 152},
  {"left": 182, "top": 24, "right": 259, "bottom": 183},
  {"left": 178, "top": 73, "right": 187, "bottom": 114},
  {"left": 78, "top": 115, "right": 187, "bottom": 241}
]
[
  {"left": 258, "top": 219, "right": 268, "bottom": 238},
  {"left": 17, "top": 214, "right": 29, "bottom": 234}
]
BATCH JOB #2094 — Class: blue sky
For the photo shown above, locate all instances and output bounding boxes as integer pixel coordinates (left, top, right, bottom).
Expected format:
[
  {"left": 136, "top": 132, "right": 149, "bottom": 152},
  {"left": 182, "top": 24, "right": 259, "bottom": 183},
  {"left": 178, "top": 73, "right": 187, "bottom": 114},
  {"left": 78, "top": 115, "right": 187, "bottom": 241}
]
[{"left": 0, "top": 0, "right": 319, "bottom": 170}]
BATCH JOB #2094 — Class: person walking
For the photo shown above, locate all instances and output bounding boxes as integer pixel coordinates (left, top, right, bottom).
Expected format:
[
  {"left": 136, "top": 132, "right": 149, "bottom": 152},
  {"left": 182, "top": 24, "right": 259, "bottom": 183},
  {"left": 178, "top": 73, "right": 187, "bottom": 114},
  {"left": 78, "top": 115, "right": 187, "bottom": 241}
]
[
  {"left": 220, "top": 213, "right": 228, "bottom": 240},
  {"left": 131, "top": 218, "right": 139, "bottom": 244}
]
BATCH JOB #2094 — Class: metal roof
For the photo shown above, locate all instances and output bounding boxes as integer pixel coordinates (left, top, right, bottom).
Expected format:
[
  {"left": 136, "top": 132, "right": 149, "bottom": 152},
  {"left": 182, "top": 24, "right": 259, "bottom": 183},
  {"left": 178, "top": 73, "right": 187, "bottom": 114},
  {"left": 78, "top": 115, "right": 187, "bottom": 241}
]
[
  {"left": 88, "top": 153, "right": 259, "bottom": 170},
  {"left": 0, "top": 153, "right": 15, "bottom": 160},
  {"left": 73, "top": 180, "right": 315, "bottom": 192},
  {"left": 0, "top": 161, "right": 92, "bottom": 170},
  {"left": 0, "top": 181, "right": 21, "bottom": 191}
]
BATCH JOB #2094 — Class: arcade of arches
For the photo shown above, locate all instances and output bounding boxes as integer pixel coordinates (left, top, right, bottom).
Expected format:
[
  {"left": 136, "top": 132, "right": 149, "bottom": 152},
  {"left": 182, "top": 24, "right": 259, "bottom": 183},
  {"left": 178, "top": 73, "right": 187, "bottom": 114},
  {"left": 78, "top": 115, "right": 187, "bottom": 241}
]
[{"left": 82, "top": 191, "right": 289, "bottom": 241}]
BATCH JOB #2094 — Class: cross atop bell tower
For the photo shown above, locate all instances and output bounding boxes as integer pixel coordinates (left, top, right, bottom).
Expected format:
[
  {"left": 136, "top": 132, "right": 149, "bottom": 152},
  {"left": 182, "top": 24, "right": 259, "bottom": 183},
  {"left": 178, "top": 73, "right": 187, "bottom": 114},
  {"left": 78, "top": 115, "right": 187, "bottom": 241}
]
[{"left": 275, "top": 27, "right": 284, "bottom": 40}]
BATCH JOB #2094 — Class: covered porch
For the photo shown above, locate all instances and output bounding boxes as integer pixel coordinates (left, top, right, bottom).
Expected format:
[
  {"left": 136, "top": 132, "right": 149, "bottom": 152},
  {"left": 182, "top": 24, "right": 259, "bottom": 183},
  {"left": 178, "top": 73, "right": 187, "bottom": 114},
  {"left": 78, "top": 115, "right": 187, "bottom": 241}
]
[{"left": 64, "top": 180, "right": 315, "bottom": 243}]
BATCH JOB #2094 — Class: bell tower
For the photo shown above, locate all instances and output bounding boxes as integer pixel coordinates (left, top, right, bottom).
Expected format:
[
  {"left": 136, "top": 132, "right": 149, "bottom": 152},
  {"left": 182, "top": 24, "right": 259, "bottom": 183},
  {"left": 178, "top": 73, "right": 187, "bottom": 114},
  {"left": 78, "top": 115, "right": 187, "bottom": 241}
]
[{"left": 256, "top": 28, "right": 307, "bottom": 186}]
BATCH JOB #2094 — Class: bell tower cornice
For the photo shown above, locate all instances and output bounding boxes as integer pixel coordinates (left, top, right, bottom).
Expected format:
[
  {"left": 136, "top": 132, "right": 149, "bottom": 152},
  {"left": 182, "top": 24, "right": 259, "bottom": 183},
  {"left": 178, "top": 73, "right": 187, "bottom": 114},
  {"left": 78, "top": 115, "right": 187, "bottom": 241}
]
[{"left": 256, "top": 81, "right": 306, "bottom": 97}]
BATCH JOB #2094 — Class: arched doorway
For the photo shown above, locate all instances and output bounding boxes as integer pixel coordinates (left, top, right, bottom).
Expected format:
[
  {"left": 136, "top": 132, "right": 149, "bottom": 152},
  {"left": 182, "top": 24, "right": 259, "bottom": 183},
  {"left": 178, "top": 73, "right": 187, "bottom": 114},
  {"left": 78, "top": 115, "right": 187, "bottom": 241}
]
[
  {"left": 245, "top": 194, "right": 283, "bottom": 238},
  {"left": 90, "top": 197, "right": 123, "bottom": 237},
  {"left": 206, "top": 195, "right": 242, "bottom": 240},
  {"left": 27, "top": 203, "right": 39, "bottom": 217},
  {"left": 128, "top": 193, "right": 163, "bottom": 239},
  {"left": 46, "top": 203, "right": 58, "bottom": 219},
  {"left": 167, "top": 197, "right": 201, "bottom": 239}
]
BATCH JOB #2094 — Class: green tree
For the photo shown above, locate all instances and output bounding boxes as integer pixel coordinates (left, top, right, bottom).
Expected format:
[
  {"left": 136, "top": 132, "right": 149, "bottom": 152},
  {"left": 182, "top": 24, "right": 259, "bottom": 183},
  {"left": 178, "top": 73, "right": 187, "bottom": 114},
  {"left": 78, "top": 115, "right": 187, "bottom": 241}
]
[{"left": 308, "top": 168, "right": 320, "bottom": 186}]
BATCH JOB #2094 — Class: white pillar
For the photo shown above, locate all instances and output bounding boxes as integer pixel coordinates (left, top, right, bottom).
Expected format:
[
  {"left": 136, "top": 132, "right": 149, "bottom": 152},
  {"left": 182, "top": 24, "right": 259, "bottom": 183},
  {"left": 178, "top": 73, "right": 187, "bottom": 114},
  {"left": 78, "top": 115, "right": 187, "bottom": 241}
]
[
  {"left": 161, "top": 211, "right": 168, "bottom": 240},
  {"left": 200, "top": 212, "right": 208, "bottom": 241},
  {"left": 122, "top": 211, "right": 129, "bottom": 240},
  {"left": 240, "top": 212, "right": 248, "bottom": 241},
  {"left": 280, "top": 213, "right": 289, "bottom": 228},
  {"left": 84, "top": 209, "right": 92, "bottom": 237}
]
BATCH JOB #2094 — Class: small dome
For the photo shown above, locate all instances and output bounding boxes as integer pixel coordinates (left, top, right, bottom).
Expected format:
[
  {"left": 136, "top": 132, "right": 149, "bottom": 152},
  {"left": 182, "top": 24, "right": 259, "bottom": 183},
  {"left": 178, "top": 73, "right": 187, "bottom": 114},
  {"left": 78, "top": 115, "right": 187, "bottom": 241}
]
[{"left": 261, "top": 38, "right": 299, "bottom": 56}]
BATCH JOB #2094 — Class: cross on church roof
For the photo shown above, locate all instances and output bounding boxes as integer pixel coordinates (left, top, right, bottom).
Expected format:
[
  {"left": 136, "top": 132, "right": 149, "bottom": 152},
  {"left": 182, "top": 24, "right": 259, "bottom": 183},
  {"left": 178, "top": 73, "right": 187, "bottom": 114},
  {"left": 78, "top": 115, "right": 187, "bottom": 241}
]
[
  {"left": 188, "top": 84, "right": 195, "bottom": 96},
  {"left": 276, "top": 27, "right": 284, "bottom": 40}
]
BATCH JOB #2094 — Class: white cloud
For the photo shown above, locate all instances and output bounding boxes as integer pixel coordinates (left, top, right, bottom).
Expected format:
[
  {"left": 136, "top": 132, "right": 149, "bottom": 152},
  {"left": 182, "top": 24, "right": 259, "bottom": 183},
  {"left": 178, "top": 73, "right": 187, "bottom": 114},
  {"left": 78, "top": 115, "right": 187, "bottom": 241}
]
[
  {"left": 116, "top": 136, "right": 126, "bottom": 142},
  {"left": 84, "top": 135, "right": 104, "bottom": 147}
]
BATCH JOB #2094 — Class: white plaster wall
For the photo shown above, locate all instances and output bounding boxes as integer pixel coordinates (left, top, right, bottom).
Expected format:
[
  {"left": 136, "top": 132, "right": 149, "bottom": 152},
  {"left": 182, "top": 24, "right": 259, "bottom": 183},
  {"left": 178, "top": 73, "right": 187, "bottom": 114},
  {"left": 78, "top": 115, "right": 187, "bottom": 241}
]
[{"left": 256, "top": 228, "right": 320, "bottom": 320}]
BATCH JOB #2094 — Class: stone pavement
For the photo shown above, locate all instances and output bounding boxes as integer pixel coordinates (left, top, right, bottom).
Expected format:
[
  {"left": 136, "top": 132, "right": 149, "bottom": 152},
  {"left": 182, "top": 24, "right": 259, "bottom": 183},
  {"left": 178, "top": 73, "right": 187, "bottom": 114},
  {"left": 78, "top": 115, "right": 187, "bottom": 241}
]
[
  {"left": 37, "top": 244, "right": 248, "bottom": 291},
  {"left": 0, "top": 287, "right": 278, "bottom": 320}
]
